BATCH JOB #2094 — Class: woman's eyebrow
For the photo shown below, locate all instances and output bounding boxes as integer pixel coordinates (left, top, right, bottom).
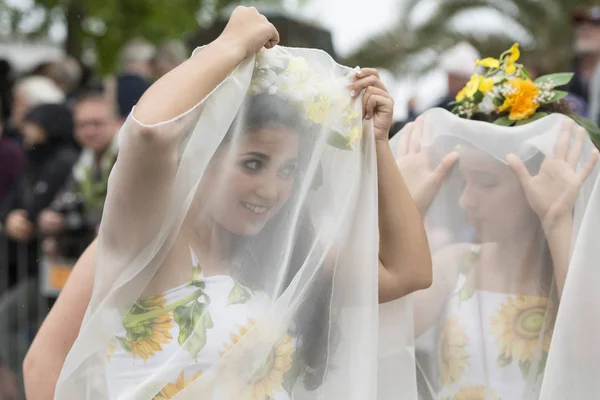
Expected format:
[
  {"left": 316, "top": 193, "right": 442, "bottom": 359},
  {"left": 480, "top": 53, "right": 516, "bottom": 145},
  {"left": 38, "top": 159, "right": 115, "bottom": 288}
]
[{"left": 242, "top": 152, "right": 270, "bottom": 161}]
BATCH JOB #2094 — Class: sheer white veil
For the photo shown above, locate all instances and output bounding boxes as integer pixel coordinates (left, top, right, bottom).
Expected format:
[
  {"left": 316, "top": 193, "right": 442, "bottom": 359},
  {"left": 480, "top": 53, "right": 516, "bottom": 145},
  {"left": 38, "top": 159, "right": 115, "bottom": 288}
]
[
  {"left": 54, "top": 46, "right": 416, "bottom": 400},
  {"left": 390, "top": 108, "right": 599, "bottom": 400}
]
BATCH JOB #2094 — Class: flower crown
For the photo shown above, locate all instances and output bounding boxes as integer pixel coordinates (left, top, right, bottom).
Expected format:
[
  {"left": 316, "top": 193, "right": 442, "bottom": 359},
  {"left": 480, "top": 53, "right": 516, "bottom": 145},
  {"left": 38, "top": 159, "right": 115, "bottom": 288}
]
[
  {"left": 451, "top": 43, "right": 600, "bottom": 142},
  {"left": 249, "top": 48, "right": 362, "bottom": 150}
]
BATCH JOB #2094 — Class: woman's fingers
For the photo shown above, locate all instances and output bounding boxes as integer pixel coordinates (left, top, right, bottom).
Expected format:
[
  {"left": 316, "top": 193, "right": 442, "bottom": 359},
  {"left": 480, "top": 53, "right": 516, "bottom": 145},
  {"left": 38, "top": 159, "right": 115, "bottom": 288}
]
[
  {"left": 357, "top": 68, "right": 380, "bottom": 78},
  {"left": 566, "top": 127, "right": 585, "bottom": 168},
  {"left": 265, "top": 23, "right": 280, "bottom": 49},
  {"left": 409, "top": 117, "right": 424, "bottom": 153},
  {"left": 396, "top": 122, "right": 413, "bottom": 156},
  {"left": 363, "top": 92, "right": 393, "bottom": 120},
  {"left": 432, "top": 152, "right": 459, "bottom": 187},
  {"left": 362, "top": 86, "right": 392, "bottom": 119},
  {"left": 577, "top": 149, "right": 599, "bottom": 183},
  {"left": 554, "top": 119, "right": 574, "bottom": 160},
  {"left": 506, "top": 153, "right": 532, "bottom": 187},
  {"left": 352, "top": 69, "right": 385, "bottom": 97}
]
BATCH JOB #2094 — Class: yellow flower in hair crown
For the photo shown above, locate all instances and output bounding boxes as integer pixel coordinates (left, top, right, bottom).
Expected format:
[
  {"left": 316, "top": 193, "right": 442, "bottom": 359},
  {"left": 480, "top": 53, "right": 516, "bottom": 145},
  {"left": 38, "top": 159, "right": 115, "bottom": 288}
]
[
  {"left": 249, "top": 48, "right": 363, "bottom": 150},
  {"left": 450, "top": 43, "right": 600, "bottom": 147}
]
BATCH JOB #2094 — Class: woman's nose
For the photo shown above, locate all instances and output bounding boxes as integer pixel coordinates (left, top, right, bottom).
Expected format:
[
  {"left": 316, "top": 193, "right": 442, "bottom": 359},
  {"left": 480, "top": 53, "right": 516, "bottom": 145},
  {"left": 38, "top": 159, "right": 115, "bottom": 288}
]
[
  {"left": 254, "top": 173, "right": 280, "bottom": 202},
  {"left": 459, "top": 184, "right": 477, "bottom": 210}
]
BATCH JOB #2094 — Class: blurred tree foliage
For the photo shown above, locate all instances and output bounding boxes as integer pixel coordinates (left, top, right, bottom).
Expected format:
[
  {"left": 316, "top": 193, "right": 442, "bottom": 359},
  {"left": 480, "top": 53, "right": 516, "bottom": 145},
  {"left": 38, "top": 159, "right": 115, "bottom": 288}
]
[
  {"left": 344, "top": 0, "right": 600, "bottom": 76},
  {"left": 0, "top": 0, "right": 284, "bottom": 73}
]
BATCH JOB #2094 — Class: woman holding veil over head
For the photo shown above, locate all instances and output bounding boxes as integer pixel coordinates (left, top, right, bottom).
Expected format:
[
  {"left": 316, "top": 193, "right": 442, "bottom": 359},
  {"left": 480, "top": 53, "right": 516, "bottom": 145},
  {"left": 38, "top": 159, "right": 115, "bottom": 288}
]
[
  {"left": 392, "top": 44, "right": 600, "bottom": 400},
  {"left": 51, "top": 6, "right": 431, "bottom": 400}
]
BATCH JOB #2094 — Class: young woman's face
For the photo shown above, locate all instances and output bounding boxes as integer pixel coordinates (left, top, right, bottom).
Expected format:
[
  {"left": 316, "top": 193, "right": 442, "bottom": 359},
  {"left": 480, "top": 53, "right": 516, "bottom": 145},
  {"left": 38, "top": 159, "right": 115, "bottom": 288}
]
[
  {"left": 198, "top": 125, "right": 300, "bottom": 236},
  {"left": 458, "top": 148, "right": 537, "bottom": 243}
]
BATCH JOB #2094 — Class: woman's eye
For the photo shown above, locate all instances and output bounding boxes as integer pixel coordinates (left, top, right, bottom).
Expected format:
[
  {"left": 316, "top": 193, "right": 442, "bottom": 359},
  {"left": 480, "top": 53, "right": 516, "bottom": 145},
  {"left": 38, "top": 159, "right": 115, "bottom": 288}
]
[
  {"left": 279, "top": 165, "right": 296, "bottom": 179},
  {"left": 477, "top": 180, "right": 498, "bottom": 189},
  {"left": 243, "top": 160, "right": 263, "bottom": 172}
]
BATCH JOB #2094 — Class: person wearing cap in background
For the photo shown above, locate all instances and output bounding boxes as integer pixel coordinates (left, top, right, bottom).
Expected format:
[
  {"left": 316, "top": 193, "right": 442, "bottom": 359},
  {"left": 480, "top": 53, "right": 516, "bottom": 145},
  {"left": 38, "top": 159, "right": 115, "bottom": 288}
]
[
  {"left": 391, "top": 42, "right": 480, "bottom": 136},
  {"left": 436, "top": 41, "right": 481, "bottom": 111},
  {"left": 103, "top": 38, "right": 155, "bottom": 124},
  {"left": 46, "top": 57, "right": 85, "bottom": 104},
  {"left": 4, "top": 76, "right": 65, "bottom": 143},
  {"left": 151, "top": 39, "right": 189, "bottom": 79}
]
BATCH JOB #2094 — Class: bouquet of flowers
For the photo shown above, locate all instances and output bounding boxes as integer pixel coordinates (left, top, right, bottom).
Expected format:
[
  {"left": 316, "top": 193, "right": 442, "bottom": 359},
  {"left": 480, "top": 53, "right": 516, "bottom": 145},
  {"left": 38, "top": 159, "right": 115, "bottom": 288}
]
[{"left": 451, "top": 43, "right": 600, "bottom": 147}]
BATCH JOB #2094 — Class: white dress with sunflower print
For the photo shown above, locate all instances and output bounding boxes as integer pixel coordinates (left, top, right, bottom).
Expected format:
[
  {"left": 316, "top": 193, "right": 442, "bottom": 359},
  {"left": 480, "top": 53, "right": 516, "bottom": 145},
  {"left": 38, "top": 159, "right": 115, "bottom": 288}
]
[
  {"left": 104, "top": 251, "right": 300, "bottom": 400},
  {"left": 417, "top": 246, "right": 555, "bottom": 400}
]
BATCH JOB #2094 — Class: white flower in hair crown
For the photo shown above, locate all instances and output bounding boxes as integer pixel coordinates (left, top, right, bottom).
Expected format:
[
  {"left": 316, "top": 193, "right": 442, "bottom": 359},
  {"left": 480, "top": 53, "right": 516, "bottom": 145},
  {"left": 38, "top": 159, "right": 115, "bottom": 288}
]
[{"left": 249, "top": 48, "right": 363, "bottom": 150}]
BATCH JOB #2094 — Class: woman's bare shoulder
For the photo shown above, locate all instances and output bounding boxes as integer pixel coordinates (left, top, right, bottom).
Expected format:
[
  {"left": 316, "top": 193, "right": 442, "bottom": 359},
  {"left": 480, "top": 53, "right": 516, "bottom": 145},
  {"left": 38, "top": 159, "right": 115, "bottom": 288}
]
[{"left": 432, "top": 243, "right": 477, "bottom": 283}]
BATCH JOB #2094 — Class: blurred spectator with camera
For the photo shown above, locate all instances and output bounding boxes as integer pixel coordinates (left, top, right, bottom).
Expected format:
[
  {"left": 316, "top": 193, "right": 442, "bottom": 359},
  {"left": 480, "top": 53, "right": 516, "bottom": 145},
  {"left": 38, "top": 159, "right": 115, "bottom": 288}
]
[
  {"left": 0, "top": 104, "right": 77, "bottom": 285},
  {"left": 39, "top": 91, "right": 119, "bottom": 258}
]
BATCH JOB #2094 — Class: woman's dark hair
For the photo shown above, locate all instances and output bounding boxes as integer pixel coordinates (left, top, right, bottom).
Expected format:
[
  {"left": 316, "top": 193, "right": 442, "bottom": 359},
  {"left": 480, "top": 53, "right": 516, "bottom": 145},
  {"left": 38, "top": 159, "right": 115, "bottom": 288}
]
[
  {"left": 24, "top": 103, "right": 75, "bottom": 145},
  {"left": 222, "top": 93, "right": 306, "bottom": 143},
  {"left": 225, "top": 93, "right": 336, "bottom": 390}
]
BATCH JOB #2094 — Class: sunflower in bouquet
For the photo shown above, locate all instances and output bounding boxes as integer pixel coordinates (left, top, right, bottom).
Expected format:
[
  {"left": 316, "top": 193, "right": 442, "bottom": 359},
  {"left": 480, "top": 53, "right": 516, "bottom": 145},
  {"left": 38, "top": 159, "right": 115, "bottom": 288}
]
[{"left": 451, "top": 43, "right": 600, "bottom": 147}]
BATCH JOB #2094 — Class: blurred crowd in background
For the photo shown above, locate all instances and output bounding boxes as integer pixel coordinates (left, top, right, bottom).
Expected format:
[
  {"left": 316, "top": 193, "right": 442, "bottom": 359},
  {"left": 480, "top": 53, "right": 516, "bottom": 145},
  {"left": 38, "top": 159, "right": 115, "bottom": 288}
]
[
  {"left": 0, "top": 37, "right": 189, "bottom": 397},
  {"left": 0, "top": 4, "right": 599, "bottom": 399}
]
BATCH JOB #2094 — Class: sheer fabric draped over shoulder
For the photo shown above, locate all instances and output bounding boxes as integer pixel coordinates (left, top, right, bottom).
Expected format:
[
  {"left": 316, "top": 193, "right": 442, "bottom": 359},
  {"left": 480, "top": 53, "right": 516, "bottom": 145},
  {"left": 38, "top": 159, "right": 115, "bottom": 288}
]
[
  {"left": 55, "top": 47, "right": 415, "bottom": 400},
  {"left": 389, "top": 108, "right": 600, "bottom": 400}
]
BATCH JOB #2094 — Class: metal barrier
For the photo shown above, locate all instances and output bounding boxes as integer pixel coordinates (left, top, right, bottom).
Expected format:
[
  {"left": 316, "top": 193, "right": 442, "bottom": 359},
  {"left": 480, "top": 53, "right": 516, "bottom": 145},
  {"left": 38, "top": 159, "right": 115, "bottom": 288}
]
[{"left": 0, "top": 233, "right": 76, "bottom": 399}]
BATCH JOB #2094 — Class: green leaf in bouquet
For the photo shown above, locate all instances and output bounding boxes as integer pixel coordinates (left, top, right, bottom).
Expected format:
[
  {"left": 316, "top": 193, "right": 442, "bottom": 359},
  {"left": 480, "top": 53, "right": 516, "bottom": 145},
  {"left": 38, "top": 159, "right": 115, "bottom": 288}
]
[
  {"left": 535, "top": 72, "right": 574, "bottom": 88},
  {"left": 493, "top": 96, "right": 505, "bottom": 107},
  {"left": 174, "top": 300, "right": 214, "bottom": 359},
  {"left": 520, "top": 66, "right": 532, "bottom": 81},
  {"left": 515, "top": 112, "right": 548, "bottom": 126},
  {"left": 543, "top": 90, "right": 568, "bottom": 104},
  {"left": 569, "top": 114, "right": 600, "bottom": 150},
  {"left": 493, "top": 115, "right": 514, "bottom": 126}
]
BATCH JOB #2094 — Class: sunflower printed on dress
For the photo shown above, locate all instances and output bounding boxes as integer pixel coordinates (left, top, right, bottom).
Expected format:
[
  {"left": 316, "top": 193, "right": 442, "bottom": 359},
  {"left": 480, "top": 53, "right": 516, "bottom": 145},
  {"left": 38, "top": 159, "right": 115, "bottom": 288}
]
[
  {"left": 438, "top": 315, "right": 470, "bottom": 386},
  {"left": 220, "top": 318, "right": 295, "bottom": 400},
  {"left": 153, "top": 370, "right": 203, "bottom": 400},
  {"left": 106, "top": 338, "right": 116, "bottom": 363},
  {"left": 117, "top": 294, "right": 175, "bottom": 362},
  {"left": 490, "top": 295, "right": 554, "bottom": 378},
  {"left": 452, "top": 384, "right": 501, "bottom": 400}
]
